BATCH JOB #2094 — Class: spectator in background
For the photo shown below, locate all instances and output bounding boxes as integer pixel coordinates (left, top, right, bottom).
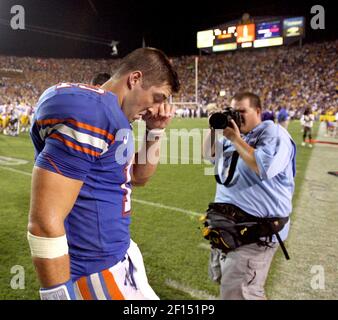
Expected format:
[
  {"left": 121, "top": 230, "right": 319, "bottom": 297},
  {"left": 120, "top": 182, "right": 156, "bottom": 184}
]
[
  {"left": 277, "top": 106, "right": 289, "bottom": 130},
  {"left": 0, "top": 40, "right": 337, "bottom": 132},
  {"left": 261, "top": 107, "right": 275, "bottom": 122},
  {"left": 289, "top": 108, "right": 296, "bottom": 120},
  {"left": 325, "top": 119, "right": 336, "bottom": 137},
  {"left": 300, "top": 108, "right": 315, "bottom": 147},
  {"left": 91, "top": 72, "right": 111, "bottom": 87}
]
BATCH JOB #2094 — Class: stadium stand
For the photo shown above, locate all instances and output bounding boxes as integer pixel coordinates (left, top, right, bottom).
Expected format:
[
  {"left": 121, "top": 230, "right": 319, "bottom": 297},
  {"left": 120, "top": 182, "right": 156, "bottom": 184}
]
[{"left": 0, "top": 40, "right": 337, "bottom": 133}]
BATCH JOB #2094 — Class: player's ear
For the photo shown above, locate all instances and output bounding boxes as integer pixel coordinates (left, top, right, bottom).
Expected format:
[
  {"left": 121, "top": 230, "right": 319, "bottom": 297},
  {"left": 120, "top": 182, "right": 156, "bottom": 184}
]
[{"left": 127, "top": 71, "right": 143, "bottom": 89}]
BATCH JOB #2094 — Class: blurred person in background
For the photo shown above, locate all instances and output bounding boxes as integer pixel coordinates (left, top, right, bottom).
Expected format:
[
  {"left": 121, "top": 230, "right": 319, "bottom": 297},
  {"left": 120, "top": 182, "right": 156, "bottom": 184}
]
[
  {"left": 91, "top": 72, "right": 111, "bottom": 87},
  {"left": 300, "top": 108, "right": 315, "bottom": 147},
  {"left": 277, "top": 106, "right": 289, "bottom": 130}
]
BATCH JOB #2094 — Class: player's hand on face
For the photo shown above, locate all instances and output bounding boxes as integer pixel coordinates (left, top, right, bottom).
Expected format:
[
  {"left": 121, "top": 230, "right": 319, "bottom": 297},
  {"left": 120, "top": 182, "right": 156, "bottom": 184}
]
[
  {"left": 223, "top": 119, "right": 241, "bottom": 142},
  {"left": 142, "top": 103, "right": 175, "bottom": 130}
]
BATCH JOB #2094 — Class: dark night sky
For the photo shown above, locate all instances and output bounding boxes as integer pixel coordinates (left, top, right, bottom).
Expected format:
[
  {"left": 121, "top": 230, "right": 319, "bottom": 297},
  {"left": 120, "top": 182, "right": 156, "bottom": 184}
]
[{"left": 0, "top": 0, "right": 336, "bottom": 58}]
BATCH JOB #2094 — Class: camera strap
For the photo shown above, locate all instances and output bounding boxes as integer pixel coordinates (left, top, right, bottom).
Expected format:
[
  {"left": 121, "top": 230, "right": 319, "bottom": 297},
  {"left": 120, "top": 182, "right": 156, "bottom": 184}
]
[{"left": 215, "top": 151, "right": 239, "bottom": 186}]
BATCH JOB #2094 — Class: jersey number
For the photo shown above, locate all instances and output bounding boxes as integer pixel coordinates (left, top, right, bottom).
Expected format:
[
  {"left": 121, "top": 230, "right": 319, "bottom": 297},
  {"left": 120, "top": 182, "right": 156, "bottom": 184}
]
[
  {"left": 121, "top": 162, "right": 132, "bottom": 216},
  {"left": 55, "top": 83, "right": 105, "bottom": 94}
]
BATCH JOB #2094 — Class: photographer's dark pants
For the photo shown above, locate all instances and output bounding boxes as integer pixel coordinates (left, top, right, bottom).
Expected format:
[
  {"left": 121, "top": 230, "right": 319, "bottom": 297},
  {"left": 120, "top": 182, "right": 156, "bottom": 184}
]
[{"left": 209, "top": 242, "right": 278, "bottom": 300}]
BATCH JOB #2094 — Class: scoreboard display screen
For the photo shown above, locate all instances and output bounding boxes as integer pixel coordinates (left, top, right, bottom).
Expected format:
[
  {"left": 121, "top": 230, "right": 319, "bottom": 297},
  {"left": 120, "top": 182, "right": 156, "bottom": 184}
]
[
  {"left": 197, "top": 26, "right": 237, "bottom": 51},
  {"left": 197, "top": 30, "right": 214, "bottom": 48},
  {"left": 256, "top": 20, "right": 282, "bottom": 39},
  {"left": 213, "top": 26, "right": 237, "bottom": 45},
  {"left": 236, "top": 24, "right": 255, "bottom": 43},
  {"left": 196, "top": 16, "right": 304, "bottom": 51},
  {"left": 283, "top": 17, "right": 305, "bottom": 37}
]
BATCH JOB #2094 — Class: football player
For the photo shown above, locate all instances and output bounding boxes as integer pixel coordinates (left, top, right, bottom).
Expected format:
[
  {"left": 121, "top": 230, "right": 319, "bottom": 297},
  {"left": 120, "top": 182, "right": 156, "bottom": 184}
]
[{"left": 27, "top": 48, "right": 180, "bottom": 300}]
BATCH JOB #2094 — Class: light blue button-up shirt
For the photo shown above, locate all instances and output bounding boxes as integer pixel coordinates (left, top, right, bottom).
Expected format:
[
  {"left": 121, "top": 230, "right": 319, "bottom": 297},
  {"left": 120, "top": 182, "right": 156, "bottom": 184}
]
[{"left": 213, "top": 120, "right": 296, "bottom": 241}]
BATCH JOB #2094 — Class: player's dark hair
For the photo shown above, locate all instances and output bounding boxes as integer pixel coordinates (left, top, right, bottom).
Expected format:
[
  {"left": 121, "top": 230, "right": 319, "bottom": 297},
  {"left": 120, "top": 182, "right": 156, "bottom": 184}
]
[
  {"left": 115, "top": 47, "right": 180, "bottom": 93},
  {"left": 232, "top": 91, "right": 262, "bottom": 110},
  {"left": 91, "top": 72, "right": 111, "bottom": 86}
]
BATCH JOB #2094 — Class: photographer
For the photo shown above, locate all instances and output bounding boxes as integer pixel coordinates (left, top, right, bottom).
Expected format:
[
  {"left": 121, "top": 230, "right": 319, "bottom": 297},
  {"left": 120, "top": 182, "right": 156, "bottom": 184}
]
[{"left": 202, "top": 92, "right": 296, "bottom": 300}]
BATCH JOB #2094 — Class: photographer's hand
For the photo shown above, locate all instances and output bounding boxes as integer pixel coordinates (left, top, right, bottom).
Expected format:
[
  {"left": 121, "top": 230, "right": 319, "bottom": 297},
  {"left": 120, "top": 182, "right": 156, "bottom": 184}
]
[
  {"left": 223, "top": 119, "right": 241, "bottom": 142},
  {"left": 224, "top": 120, "right": 259, "bottom": 175}
]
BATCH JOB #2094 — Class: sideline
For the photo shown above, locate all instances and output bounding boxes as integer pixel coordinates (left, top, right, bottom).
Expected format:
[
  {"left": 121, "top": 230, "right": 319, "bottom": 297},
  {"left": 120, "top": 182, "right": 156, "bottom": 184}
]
[{"left": 268, "top": 122, "right": 338, "bottom": 299}]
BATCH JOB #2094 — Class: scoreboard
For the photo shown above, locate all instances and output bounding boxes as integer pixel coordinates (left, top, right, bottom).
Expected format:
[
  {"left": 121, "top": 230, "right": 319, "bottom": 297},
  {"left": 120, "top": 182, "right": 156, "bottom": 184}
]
[
  {"left": 198, "top": 25, "right": 238, "bottom": 52},
  {"left": 256, "top": 20, "right": 281, "bottom": 39},
  {"left": 197, "top": 16, "right": 304, "bottom": 52},
  {"left": 283, "top": 17, "right": 305, "bottom": 38},
  {"left": 254, "top": 20, "right": 283, "bottom": 48},
  {"left": 237, "top": 24, "right": 255, "bottom": 43}
]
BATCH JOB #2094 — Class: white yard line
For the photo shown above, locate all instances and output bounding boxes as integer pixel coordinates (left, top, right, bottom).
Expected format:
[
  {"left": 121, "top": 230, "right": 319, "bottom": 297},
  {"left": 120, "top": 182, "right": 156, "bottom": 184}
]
[
  {"left": 0, "top": 166, "right": 32, "bottom": 176},
  {"left": 0, "top": 156, "right": 29, "bottom": 165},
  {"left": 0, "top": 166, "right": 202, "bottom": 217},
  {"left": 133, "top": 199, "right": 201, "bottom": 217},
  {"left": 165, "top": 279, "right": 218, "bottom": 300}
]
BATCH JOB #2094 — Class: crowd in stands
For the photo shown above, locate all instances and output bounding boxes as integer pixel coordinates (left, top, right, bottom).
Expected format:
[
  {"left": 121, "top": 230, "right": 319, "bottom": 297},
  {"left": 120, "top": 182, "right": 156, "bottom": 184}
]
[
  {"left": 174, "top": 40, "right": 337, "bottom": 118},
  {"left": 0, "top": 40, "right": 337, "bottom": 134}
]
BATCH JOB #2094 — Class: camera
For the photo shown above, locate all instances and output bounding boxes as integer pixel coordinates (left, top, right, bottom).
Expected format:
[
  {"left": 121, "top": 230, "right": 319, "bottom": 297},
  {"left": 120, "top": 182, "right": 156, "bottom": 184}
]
[{"left": 209, "top": 107, "right": 241, "bottom": 130}]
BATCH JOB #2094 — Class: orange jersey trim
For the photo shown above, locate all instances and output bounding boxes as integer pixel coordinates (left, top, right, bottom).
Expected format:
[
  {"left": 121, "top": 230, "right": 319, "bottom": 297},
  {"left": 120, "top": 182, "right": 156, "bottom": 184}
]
[
  {"left": 49, "top": 132, "right": 101, "bottom": 157},
  {"left": 45, "top": 156, "right": 63, "bottom": 175},
  {"left": 101, "top": 269, "right": 125, "bottom": 300},
  {"left": 77, "top": 277, "right": 93, "bottom": 300},
  {"left": 37, "top": 118, "right": 114, "bottom": 142}
]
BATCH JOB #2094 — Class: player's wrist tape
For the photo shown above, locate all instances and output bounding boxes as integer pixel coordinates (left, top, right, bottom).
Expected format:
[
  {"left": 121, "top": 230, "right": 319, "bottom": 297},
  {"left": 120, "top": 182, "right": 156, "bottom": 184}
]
[
  {"left": 146, "top": 128, "right": 165, "bottom": 140},
  {"left": 40, "top": 279, "right": 76, "bottom": 300},
  {"left": 27, "top": 231, "right": 68, "bottom": 259}
]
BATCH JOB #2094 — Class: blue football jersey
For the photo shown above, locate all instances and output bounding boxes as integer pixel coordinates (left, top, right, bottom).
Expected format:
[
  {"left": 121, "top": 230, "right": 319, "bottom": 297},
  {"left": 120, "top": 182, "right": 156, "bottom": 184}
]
[{"left": 30, "top": 83, "right": 134, "bottom": 279}]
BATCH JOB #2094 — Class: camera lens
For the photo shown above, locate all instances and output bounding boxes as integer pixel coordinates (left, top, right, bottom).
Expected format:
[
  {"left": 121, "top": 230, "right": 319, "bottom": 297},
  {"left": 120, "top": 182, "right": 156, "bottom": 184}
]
[{"left": 209, "top": 112, "right": 229, "bottom": 129}]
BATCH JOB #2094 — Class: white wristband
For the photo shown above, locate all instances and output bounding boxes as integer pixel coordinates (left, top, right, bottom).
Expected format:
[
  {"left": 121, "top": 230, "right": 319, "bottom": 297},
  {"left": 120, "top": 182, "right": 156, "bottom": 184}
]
[{"left": 146, "top": 128, "right": 165, "bottom": 141}]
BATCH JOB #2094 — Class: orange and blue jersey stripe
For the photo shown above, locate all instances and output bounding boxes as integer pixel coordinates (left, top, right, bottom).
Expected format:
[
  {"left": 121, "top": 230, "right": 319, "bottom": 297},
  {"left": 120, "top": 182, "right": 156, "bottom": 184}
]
[
  {"left": 74, "top": 268, "right": 125, "bottom": 300},
  {"left": 37, "top": 118, "right": 114, "bottom": 159},
  {"left": 37, "top": 118, "right": 115, "bottom": 144}
]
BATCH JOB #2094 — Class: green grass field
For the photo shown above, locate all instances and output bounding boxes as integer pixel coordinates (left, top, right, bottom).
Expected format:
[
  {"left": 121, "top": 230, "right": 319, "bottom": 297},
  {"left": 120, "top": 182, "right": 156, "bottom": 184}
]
[{"left": 0, "top": 119, "right": 317, "bottom": 299}]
